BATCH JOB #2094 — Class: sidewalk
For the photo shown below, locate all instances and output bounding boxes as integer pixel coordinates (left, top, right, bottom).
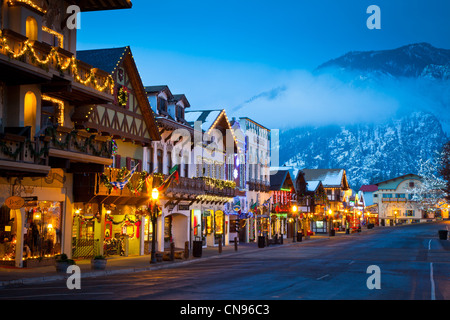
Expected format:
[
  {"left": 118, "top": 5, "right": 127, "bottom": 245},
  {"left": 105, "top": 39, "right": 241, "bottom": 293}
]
[{"left": 0, "top": 227, "right": 379, "bottom": 289}]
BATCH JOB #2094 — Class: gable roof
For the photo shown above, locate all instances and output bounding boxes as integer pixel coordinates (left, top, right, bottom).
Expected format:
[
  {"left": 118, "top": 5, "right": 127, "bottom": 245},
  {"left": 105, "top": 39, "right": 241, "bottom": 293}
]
[
  {"left": 375, "top": 173, "right": 423, "bottom": 190},
  {"left": 173, "top": 94, "right": 191, "bottom": 109},
  {"left": 302, "top": 169, "right": 350, "bottom": 189},
  {"left": 306, "top": 180, "right": 322, "bottom": 192},
  {"left": 77, "top": 47, "right": 128, "bottom": 74},
  {"left": 185, "top": 110, "right": 223, "bottom": 132},
  {"left": 76, "top": 46, "right": 160, "bottom": 142},
  {"left": 270, "top": 169, "right": 294, "bottom": 191},
  {"left": 144, "top": 85, "right": 174, "bottom": 101}
]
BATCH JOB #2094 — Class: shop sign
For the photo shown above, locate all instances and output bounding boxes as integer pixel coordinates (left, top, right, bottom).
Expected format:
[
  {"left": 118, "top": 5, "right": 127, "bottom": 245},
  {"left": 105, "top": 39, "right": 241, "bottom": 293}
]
[{"left": 5, "top": 196, "right": 25, "bottom": 210}]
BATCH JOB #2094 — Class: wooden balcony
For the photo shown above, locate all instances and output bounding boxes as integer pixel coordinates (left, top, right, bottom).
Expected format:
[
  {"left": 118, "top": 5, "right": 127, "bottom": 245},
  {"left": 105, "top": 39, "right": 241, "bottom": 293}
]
[
  {"left": 40, "top": 126, "right": 113, "bottom": 166},
  {"left": 74, "top": 169, "right": 238, "bottom": 206},
  {"left": 382, "top": 198, "right": 407, "bottom": 203},
  {"left": 248, "top": 179, "right": 270, "bottom": 192},
  {"left": 0, "top": 29, "right": 114, "bottom": 104}
]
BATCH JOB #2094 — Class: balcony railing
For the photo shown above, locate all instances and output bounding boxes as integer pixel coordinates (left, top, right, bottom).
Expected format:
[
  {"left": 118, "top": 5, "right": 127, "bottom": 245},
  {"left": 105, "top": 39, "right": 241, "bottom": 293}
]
[
  {"left": 382, "top": 198, "right": 407, "bottom": 203},
  {"left": 40, "top": 126, "right": 113, "bottom": 160},
  {"left": 0, "top": 29, "right": 114, "bottom": 95},
  {"left": 248, "top": 179, "right": 270, "bottom": 192},
  {"left": 0, "top": 130, "right": 46, "bottom": 165}
]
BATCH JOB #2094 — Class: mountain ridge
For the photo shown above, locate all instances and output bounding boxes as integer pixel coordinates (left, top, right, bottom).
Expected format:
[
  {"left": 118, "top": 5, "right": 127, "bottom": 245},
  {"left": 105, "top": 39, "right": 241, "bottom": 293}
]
[{"left": 281, "top": 42, "right": 450, "bottom": 190}]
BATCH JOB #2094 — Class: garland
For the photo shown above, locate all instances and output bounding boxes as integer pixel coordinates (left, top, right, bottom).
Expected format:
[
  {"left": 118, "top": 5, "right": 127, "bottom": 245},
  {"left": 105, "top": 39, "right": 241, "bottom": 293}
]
[
  {"left": 0, "top": 137, "right": 50, "bottom": 160},
  {"left": 0, "top": 32, "right": 114, "bottom": 94},
  {"left": 101, "top": 168, "right": 149, "bottom": 195},
  {"left": 45, "top": 126, "right": 112, "bottom": 158},
  {"left": 105, "top": 214, "right": 141, "bottom": 225},
  {"left": 201, "top": 177, "right": 236, "bottom": 190}
]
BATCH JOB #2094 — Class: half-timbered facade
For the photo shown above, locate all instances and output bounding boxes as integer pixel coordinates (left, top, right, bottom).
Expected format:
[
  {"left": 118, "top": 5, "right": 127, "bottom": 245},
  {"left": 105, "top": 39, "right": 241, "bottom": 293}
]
[{"left": 69, "top": 46, "right": 160, "bottom": 258}]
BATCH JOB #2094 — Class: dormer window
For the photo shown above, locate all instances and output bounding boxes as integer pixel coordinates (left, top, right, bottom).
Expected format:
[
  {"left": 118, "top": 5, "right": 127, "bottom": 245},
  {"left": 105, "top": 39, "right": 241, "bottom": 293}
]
[
  {"left": 158, "top": 98, "right": 167, "bottom": 113},
  {"left": 176, "top": 106, "right": 184, "bottom": 120}
]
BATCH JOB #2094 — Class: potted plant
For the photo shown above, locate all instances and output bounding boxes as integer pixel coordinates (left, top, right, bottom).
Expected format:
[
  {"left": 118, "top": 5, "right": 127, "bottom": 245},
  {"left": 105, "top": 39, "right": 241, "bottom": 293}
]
[
  {"left": 55, "top": 253, "right": 76, "bottom": 273},
  {"left": 91, "top": 255, "right": 107, "bottom": 270}
]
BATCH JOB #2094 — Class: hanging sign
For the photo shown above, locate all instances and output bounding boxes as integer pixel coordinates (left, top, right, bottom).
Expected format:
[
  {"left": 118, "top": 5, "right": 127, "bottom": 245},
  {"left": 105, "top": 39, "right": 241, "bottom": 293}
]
[{"left": 5, "top": 196, "right": 25, "bottom": 210}]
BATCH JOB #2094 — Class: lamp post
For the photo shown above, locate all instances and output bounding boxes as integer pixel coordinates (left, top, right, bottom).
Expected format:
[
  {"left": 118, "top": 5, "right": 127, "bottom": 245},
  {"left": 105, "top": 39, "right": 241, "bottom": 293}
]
[
  {"left": 292, "top": 205, "right": 298, "bottom": 242},
  {"left": 149, "top": 188, "right": 159, "bottom": 264},
  {"left": 328, "top": 209, "right": 334, "bottom": 236}
]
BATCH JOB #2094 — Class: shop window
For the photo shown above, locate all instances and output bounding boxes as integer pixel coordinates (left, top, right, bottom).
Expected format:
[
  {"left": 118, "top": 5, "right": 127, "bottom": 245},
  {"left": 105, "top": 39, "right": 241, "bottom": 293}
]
[
  {"left": 0, "top": 205, "right": 16, "bottom": 262},
  {"left": 23, "top": 201, "right": 62, "bottom": 259}
]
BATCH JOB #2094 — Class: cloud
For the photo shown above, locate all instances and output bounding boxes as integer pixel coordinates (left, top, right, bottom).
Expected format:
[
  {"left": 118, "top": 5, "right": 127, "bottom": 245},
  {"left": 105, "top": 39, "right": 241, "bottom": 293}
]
[{"left": 229, "top": 70, "right": 401, "bottom": 130}]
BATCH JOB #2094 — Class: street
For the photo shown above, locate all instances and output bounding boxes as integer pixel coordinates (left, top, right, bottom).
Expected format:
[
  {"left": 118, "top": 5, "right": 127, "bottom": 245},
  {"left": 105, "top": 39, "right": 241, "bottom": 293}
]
[{"left": 0, "top": 221, "right": 449, "bottom": 301}]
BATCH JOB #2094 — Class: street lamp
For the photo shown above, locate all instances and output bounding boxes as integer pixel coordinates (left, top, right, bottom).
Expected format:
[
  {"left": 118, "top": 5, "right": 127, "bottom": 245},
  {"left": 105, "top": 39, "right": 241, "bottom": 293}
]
[
  {"left": 328, "top": 209, "right": 334, "bottom": 236},
  {"left": 149, "top": 188, "right": 160, "bottom": 264},
  {"left": 292, "top": 205, "right": 298, "bottom": 242}
]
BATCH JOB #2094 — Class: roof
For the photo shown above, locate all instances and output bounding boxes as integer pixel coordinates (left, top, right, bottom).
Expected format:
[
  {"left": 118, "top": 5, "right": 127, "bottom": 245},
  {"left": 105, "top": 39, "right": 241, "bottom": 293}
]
[
  {"left": 173, "top": 94, "right": 191, "bottom": 109},
  {"left": 68, "top": 0, "right": 132, "bottom": 12},
  {"left": 76, "top": 46, "right": 161, "bottom": 142},
  {"left": 185, "top": 110, "right": 223, "bottom": 132},
  {"left": 144, "top": 85, "right": 174, "bottom": 101},
  {"left": 77, "top": 47, "right": 128, "bottom": 74},
  {"left": 270, "top": 169, "right": 294, "bottom": 191},
  {"left": 306, "top": 180, "right": 321, "bottom": 192},
  {"left": 302, "top": 169, "right": 349, "bottom": 189},
  {"left": 375, "top": 173, "right": 423, "bottom": 190},
  {"left": 360, "top": 185, "right": 378, "bottom": 192},
  {"left": 239, "top": 117, "right": 271, "bottom": 132}
]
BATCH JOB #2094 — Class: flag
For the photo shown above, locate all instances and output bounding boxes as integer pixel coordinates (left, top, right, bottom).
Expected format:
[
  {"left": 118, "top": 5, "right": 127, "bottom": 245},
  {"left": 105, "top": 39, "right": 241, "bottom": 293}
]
[
  {"left": 263, "top": 197, "right": 272, "bottom": 207},
  {"left": 250, "top": 202, "right": 258, "bottom": 213},
  {"left": 157, "top": 165, "right": 180, "bottom": 194},
  {"left": 110, "top": 164, "right": 138, "bottom": 190},
  {"left": 145, "top": 174, "right": 153, "bottom": 193}
]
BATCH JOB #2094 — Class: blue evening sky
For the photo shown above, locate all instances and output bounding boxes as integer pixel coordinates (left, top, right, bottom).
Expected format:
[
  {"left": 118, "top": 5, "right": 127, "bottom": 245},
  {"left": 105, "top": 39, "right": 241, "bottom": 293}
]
[{"left": 77, "top": 0, "right": 450, "bottom": 129}]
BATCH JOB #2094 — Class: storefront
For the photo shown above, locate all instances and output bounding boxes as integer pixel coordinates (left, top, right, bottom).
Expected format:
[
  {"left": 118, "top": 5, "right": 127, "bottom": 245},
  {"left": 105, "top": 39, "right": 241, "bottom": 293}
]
[
  {"left": 0, "top": 169, "right": 69, "bottom": 268},
  {"left": 190, "top": 208, "right": 228, "bottom": 248},
  {"left": 0, "top": 200, "right": 63, "bottom": 264},
  {"left": 72, "top": 203, "right": 145, "bottom": 258}
]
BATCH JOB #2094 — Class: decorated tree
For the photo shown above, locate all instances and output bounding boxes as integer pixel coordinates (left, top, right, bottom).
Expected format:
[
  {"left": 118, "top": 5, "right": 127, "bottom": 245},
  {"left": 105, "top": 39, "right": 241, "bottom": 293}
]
[{"left": 406, "top": 154, "right": 448, "bottom": 216}]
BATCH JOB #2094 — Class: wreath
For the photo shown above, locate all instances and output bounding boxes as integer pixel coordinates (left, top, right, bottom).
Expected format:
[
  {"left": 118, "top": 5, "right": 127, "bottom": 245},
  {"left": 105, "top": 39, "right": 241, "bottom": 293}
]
[{"left": 117, "top": 86, "right": 128, "bottom": 107}]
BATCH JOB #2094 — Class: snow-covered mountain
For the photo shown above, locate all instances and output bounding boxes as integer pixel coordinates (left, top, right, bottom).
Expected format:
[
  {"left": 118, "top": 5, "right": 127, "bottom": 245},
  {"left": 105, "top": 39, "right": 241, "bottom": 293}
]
[
  {"left": 281, "top": 43, "right": 450, "bottom": 190},
  {"left": 280, "top": 112, "right": 448, "bottom": 190},
  {"left": 316, "top": 42, "right": 450, "bottom": 80}
]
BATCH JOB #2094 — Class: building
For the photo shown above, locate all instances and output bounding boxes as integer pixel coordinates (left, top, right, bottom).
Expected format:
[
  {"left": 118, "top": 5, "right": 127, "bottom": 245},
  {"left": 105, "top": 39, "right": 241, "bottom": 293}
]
[
  {"left": 230, "top": 117, "right": 271, "bottom": 243},
  {"left": 270, "top": 169, "right": 295, "bottom": 239},
  {"left": 300, "top": 169, "right": 351, "bottom": 233},
  {"left": 0, "top": 0, "right": 133, "bottom": 267},
  {"left": 145, "top": 85, "right": 196, "bottom": 253},
  {"left": 184, "top": 109, "right": 239, "bottom": 248},
  {"left": 295, "top": 171, "right": 328, "bottom": 235},
  {"left": 68, "top": 46, "right": 160, "bottom": 259},
  {"left": 373, "top": 173, "right": 433, "bottom": 226}
]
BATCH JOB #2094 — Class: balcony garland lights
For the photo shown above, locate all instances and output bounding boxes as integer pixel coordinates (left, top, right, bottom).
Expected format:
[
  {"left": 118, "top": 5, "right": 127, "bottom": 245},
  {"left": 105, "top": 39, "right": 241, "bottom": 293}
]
[
  {"left": 42, "top": 95, "right": 64, "bottom": 126},
  {"left": 0, "top": 32, "right": 115, "bottom": 94},
  {"left": 7, "top": 0, "right": 47, "bottom": 14}
]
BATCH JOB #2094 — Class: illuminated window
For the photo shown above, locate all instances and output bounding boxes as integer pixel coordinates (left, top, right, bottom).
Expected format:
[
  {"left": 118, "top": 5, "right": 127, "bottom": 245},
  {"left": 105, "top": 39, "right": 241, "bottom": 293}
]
[
  {"left": 24, "top": 91, "right": 37, "bottom": 139},
  {"left": 26, "top": 17, "right": 38, "bottom": 41}
]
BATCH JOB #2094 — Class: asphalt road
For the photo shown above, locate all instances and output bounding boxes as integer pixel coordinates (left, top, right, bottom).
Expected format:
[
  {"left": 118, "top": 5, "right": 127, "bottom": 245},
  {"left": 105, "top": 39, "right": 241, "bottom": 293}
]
[{"left": 0, "top": 221, "right": 449, "bottom": 302}]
